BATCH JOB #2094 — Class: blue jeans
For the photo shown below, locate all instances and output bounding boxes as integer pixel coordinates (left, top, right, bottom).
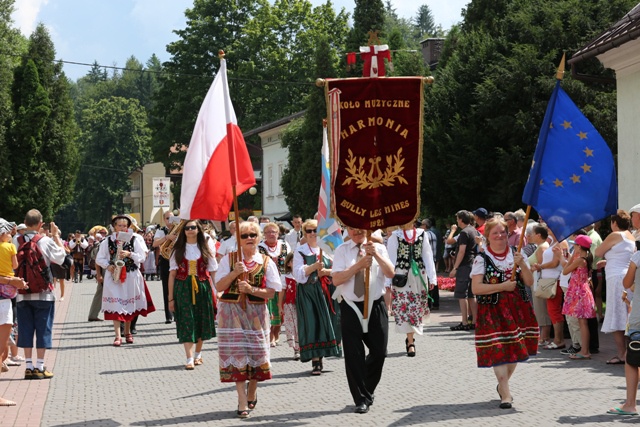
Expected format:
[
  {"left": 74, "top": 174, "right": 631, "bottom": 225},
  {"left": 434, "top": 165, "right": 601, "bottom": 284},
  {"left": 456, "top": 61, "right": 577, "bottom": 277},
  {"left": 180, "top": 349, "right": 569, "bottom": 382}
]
[{"left": 17, "top": 300, "right": 55, "bottom": 349}]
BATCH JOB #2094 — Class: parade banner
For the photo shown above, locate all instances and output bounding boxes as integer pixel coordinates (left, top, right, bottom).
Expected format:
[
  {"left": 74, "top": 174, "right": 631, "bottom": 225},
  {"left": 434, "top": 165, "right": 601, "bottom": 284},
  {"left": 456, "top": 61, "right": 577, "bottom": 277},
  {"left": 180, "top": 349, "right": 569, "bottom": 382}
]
[
  {"left": 153, "top": 177, "right": 171, "bottom": 208},
  {"left": 325, "top": 77, "right": 424, "bottom": 230}
]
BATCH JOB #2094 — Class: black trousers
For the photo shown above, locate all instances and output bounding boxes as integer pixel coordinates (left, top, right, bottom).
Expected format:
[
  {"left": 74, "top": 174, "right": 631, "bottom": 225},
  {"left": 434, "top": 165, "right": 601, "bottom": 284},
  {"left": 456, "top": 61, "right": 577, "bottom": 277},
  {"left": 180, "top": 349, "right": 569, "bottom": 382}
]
[
  {"left": 340, "top": 297, "right": 388, "bottom": 406},
  {"left": 158, "top": 257, "right": 172, "bottom": 321}
]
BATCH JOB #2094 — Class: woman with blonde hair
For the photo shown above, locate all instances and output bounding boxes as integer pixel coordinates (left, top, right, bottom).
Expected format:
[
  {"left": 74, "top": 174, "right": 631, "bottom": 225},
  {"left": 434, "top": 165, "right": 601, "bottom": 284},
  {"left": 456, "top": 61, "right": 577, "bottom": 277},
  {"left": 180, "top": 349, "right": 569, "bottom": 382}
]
[
  {"left": 258, "top": 222, "right": 291, "bottom": 347},
  {"left": 215, "top": 221, "right": 281, "bottom": 418},
  {"left": 293, "top": 219, "right": 341, "bottom": 375},
  {"left": 471, "top": 217, "right": 538, "bottom": 409}
]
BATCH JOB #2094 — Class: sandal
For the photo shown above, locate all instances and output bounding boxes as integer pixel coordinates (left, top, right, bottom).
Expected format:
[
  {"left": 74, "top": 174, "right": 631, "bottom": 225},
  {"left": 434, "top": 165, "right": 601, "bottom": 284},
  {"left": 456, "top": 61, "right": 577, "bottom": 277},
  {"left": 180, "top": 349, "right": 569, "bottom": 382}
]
[
  {"left": 450, "top": 322, "right": 468, "bottom": 331},
  {"left": 407, "top": 343, "right": 416, "bottom": 357},
  {"left": 194, "top": 357, "right": 203, "bottom": 366},
  {"left": 236, "top": 407, "right": 250, "bottom": 418},
  {"left": 113, "top": 338, "right": 121, "bottom": 347},
  {"left": 607, "top": 356, "right": 625, "bottom": 365},
  {"left": 248, "top": 394, "right": 258, "bottom": 410},
  {"left": 125, "top": 333, "right": 134, "bottom": 344},
  {"left": 464, "top": 323, "right": 476, "bottom": 330},
  {"left": 311, "top": 361, "right": 322, "bottom": 376}
]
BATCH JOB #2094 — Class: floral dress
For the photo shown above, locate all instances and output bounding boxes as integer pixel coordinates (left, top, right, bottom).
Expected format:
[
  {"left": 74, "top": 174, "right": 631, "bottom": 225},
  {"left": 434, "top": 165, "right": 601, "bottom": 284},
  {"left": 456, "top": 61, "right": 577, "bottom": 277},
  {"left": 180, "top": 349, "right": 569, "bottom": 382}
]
[
  {"left": 472, "top": 250, "right": 539, "bottom": 367},
  {"left": 387, "top": 228, "right": 437, "bottom": 334},
  {"left": 562, "top": 264, "right": 596, "bottom": 319}
]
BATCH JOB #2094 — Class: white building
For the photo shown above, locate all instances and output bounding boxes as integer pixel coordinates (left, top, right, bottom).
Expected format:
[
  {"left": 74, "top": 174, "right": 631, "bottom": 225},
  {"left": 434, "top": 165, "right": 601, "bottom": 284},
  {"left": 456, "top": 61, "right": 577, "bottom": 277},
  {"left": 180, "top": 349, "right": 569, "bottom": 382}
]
[{"left": 243, "top": 112, "right": 305, "bottom": 220}]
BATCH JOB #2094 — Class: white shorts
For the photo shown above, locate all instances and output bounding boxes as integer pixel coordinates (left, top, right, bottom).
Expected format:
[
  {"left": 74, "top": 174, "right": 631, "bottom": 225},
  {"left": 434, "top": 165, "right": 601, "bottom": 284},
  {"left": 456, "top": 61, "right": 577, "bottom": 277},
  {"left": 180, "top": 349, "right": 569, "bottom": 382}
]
[{"left": 0, "top": 299, "right": 13, "bottom": 325}]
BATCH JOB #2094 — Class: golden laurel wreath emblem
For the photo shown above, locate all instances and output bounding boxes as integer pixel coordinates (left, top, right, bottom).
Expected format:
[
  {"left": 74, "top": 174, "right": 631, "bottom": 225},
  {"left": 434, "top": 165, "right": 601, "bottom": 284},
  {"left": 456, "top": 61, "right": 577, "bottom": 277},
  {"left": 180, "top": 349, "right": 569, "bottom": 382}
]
[{"left": 342, "top": 148, "right": 408, "bottom": 189}]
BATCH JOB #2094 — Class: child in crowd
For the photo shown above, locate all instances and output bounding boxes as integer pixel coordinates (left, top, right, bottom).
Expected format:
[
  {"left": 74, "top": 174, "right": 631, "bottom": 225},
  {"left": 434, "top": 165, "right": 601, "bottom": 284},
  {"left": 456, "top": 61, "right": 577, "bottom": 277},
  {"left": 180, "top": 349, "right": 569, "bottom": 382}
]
[
  {"left": 560, "top": 235, "right": 596, "bottom": 359},
  {"left": 279, "top": 253, "right": 300, "bottom": 360}
]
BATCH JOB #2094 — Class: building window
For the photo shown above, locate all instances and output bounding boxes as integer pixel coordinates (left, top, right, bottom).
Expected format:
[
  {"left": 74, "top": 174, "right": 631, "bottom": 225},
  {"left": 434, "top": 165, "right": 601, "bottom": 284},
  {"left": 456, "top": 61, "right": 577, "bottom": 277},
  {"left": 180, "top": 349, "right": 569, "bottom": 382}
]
[
  {"left": 277, "top": 163, "right": 284, "bottom": 196},
  {"left": 268, "top": 166, "right": 273, "bottom": 197}
]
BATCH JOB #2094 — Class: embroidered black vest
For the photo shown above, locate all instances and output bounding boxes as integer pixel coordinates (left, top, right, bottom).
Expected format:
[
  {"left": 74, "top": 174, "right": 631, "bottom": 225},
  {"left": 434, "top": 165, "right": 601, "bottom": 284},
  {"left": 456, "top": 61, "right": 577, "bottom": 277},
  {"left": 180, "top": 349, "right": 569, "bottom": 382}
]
[
  {"left": 396, "top": 232, "right": 426, "bottom": 272},
  {"left": 258, "top": 241, "right": 289, "bottom": 275},
  {"left": 108, "top": 237, "right": 138, "bottom": 272},
  {"left": 477, "top": 249, "right": 529, "bottom": 304}
]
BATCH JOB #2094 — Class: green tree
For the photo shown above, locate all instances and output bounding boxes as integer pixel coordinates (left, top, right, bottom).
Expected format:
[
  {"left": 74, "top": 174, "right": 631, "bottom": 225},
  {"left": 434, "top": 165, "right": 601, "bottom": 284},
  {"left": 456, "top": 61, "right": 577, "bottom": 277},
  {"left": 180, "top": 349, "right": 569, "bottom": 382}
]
[
  {"left": 0, "top": 0, "right": 26, "bottom": 189},
  {"left": 6, "top": 59, "right": 53, "bottom": 219},
  {"left": 414, "top": 4, "right": 436, "bottom": 38},
  {"left": 424, "top": 0, "right": 636, "bottom": 218},
  {"left": 75, "top": 97, "right": 152, "bottom": 225},
  {"left": 4, "top": 24, "right": 79, "bottom": 220},
  {"left": 151, "top": 0, "right": 348, "bottom": 174},
  {"left": 349, "top": 0, "right": 385, "bottom": 50}
]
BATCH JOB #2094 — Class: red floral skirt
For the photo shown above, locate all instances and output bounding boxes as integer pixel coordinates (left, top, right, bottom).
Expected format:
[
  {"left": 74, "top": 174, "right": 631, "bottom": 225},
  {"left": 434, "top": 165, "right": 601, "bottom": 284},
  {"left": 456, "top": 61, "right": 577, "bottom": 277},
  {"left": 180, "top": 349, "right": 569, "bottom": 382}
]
[{"left": 475, "top": 291, "right": 538, "bottom": 367}]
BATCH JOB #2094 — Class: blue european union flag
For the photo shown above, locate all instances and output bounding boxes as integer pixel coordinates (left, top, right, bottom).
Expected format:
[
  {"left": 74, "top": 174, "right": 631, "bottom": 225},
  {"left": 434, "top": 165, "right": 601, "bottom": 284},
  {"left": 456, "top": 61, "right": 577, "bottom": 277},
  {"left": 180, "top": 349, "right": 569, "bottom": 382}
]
[{"left": 522, "top": 81, "right": 617, "bottom": 242}]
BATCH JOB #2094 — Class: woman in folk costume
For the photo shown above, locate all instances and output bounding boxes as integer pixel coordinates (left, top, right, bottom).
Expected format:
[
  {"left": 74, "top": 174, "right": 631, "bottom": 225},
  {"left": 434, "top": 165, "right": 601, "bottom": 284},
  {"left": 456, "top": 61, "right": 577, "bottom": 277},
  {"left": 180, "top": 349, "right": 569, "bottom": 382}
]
[
  {"left": 215, "top": 221, "right": 281, "bottom": 419},
  {"left": 471, "top": 217, "right": 538, "bottom": 409},
  {"left": 258, "top": 222, "right": 291, "bottom": 347},
  {"left": 97, "top": 215, "right": 155, "bottom": 347},
  {"left": 387, "top": 222, "right": 437, "bottom": 357},
  {"left": 168, "top": 220, "right": 217, "bottom": 370},
  {"left": 293, "top": 219, "right": 341, "bottom": 376}
]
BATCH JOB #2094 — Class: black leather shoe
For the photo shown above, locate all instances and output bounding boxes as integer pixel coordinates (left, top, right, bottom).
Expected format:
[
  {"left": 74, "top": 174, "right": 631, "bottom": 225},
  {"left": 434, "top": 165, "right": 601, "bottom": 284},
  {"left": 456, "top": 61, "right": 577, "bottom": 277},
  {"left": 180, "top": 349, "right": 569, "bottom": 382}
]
[
  {"left": 355, "top": 403, "right": 369, "bottom": 414},
  {"left": 165, "top": 320, "right": 172, "bottom": 324}
]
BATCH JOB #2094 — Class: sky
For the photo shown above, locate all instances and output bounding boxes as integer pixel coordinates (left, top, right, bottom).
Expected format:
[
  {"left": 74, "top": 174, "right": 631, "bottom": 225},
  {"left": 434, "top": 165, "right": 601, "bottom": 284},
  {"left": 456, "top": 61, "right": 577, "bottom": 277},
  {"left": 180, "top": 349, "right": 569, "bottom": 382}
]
[{"left": 11, "top": 0, "right": 469, "bottom": 81}]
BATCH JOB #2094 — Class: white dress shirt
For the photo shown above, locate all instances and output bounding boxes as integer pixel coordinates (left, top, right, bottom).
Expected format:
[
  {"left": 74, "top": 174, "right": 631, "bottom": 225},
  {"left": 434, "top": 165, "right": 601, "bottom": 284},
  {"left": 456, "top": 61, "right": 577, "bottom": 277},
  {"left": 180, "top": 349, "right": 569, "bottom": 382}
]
[{"left": 332, "top": 239, "right": 389, "bottom": 302}]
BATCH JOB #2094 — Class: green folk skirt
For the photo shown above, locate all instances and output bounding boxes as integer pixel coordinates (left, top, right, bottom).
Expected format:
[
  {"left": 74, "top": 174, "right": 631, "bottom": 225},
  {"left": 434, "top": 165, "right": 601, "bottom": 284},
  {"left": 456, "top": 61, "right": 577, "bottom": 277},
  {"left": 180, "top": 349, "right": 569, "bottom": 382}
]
[
  {"left": 173, "top": 276, "right": 216, "bottom": 343},
  {"left": 296, "top": 279, "right": 341, "bottom": 362}
]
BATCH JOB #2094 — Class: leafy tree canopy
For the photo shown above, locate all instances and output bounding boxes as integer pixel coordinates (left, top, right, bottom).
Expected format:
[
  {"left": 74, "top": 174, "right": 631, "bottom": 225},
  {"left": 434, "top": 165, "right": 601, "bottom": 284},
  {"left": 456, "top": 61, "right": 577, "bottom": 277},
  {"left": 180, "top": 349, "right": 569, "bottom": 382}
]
[{"left": 424, "top": 0, "right": 636, "bottom": 220}]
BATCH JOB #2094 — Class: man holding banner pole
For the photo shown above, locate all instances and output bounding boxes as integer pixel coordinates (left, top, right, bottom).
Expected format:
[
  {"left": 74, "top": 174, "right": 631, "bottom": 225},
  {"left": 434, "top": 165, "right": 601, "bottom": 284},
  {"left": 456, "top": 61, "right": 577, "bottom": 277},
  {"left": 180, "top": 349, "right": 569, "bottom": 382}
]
[{"left": 332, "top": 227, "right": 394, "bottom": 414}]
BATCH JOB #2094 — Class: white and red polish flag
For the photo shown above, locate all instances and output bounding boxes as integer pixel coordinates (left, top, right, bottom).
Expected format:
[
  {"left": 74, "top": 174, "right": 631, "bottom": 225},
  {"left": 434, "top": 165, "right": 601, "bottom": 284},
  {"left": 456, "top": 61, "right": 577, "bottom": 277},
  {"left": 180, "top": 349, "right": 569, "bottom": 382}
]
[{"left": 180, "top": 57, "right": 255, "bottom": 220}]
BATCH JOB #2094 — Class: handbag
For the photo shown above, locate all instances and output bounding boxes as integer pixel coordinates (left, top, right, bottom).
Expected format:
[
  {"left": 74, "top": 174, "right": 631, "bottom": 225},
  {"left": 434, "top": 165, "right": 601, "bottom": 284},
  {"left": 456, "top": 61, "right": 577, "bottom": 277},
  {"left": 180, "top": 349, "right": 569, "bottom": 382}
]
[
  {"left": 534, "top": 277, "right": 558, "bottom": 299},
  {"left": 392, "top": 274, "right": 408, "bottom": 288},
  {"left": 627, "top": 332, "right": 640, "bottom": 367},
  {"left": 0, "top": 283, "right": 17, "bottom": 299}
]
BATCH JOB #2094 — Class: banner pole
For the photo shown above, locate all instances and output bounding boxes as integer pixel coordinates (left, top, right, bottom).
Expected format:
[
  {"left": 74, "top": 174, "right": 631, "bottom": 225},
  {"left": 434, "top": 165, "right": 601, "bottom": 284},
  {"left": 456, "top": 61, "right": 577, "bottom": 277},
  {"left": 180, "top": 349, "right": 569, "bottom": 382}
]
[{"left": 363, "top": 230, "right": 371, "bottom": 319}]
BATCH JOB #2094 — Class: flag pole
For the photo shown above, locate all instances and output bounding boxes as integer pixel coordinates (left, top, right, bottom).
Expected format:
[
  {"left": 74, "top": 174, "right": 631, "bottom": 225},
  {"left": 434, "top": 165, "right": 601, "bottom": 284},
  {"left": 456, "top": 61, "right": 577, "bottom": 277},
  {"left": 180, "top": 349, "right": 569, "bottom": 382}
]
[
  {"left": 513, "top": 53, "right": 565, "bottom": 276},
  {"left": 219, "top": 50, "right": 246, "bottom": 304}
]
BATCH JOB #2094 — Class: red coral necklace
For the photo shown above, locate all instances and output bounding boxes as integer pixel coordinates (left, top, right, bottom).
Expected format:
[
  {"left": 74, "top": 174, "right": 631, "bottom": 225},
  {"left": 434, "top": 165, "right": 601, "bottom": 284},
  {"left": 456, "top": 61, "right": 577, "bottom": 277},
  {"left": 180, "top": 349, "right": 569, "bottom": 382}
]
[{"left": 487, "top": 246, "right": 509, "bottom": 261}]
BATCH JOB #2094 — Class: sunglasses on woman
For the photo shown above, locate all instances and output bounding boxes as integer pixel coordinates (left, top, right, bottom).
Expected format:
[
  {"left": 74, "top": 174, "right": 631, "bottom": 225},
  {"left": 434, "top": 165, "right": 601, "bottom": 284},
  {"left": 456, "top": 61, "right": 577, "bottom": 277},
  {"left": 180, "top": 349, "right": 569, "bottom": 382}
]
[
  {"left": 184, "top": 225, "right": 198, "bottom": 231},
  {"left": 240, "top": 233, "right": 258, "bottom": 239},
  {"left": 305, "top": 229, "right": 317, "bottom": 234}
]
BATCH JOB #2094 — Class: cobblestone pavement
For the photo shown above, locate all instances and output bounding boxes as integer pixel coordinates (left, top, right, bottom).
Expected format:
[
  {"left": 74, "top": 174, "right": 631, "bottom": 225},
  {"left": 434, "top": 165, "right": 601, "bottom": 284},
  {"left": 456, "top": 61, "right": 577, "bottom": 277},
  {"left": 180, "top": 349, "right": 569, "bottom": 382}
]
[{"left": 0, "top": 278, "right": 634, "bottom": 426}]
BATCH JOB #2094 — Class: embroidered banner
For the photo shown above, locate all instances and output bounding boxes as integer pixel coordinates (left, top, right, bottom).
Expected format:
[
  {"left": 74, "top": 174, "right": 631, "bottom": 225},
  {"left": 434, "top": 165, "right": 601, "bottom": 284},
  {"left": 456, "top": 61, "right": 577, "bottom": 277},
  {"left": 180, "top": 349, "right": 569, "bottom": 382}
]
[{"left": 325, "top": 77, "right": 425, "bottom": 230}]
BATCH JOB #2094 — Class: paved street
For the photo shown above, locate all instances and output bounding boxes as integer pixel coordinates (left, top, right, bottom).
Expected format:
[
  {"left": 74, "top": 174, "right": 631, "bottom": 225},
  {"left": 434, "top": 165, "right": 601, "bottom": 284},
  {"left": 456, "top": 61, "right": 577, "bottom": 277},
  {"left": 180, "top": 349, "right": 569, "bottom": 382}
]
[{"left": 0, "top": 278, "right": 633, "bottom": 426}]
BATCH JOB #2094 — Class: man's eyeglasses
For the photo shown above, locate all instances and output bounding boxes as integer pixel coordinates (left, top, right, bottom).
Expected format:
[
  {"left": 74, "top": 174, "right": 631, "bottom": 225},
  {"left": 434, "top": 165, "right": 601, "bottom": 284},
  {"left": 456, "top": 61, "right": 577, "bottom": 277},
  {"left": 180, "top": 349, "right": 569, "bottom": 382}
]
[
  {"left": 305, "top": 229, "right": 317, "bottom": 234},
  {"left": 184, "top": 225, "right": 198, "bottom": 231},
  {"left": 240, "top": 233, "right": 258, "bottom": 239}
]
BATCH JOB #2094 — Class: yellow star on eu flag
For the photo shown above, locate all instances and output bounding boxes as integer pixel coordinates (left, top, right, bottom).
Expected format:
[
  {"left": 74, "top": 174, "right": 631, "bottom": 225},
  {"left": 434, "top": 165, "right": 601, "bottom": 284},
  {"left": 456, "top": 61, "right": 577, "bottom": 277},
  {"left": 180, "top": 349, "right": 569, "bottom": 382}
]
[
  {"left": 581, "top": 163, "right": 592, "bottom": 173},
  {"left": 577, "top": 131, "right": 587, "bottom": 140},
  {"left": 554, "top": 178, "right": 563, "bottom": 187},
  {"left": 561, "top": 121, "right": 572, "bottom": 129},
  {"left": 570, "top": 174, "right": 581, "bottom": 184},
  {"left": 583, "top": 147, "right": 594, "bottom": 157}
]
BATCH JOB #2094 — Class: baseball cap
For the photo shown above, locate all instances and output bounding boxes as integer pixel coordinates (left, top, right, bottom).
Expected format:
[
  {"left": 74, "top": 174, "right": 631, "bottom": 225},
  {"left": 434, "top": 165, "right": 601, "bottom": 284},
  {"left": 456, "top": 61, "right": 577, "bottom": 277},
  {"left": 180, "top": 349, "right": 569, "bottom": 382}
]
[
  {"left": 17, "top": 223, "right": 27, "bottom": 230},
  {"left": 574, "top": 235, "right": 592, "bottom": 249},
  {"left": 630, "top": 204, "right": 640, "bottom": 215},
  {"left": 473, "top": 208, "right": 488, "bottom": 219}
]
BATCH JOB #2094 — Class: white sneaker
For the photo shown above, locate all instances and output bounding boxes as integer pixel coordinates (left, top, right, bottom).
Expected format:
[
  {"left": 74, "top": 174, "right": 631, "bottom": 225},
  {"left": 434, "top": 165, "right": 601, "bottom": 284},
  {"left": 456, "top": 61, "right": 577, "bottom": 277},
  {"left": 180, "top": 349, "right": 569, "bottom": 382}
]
[
  {"left": 5, "top": 359, "right": 20, "bottom": 366},
  {"left": 10, "top": 356, "right": 25, "bottom": 362}
]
